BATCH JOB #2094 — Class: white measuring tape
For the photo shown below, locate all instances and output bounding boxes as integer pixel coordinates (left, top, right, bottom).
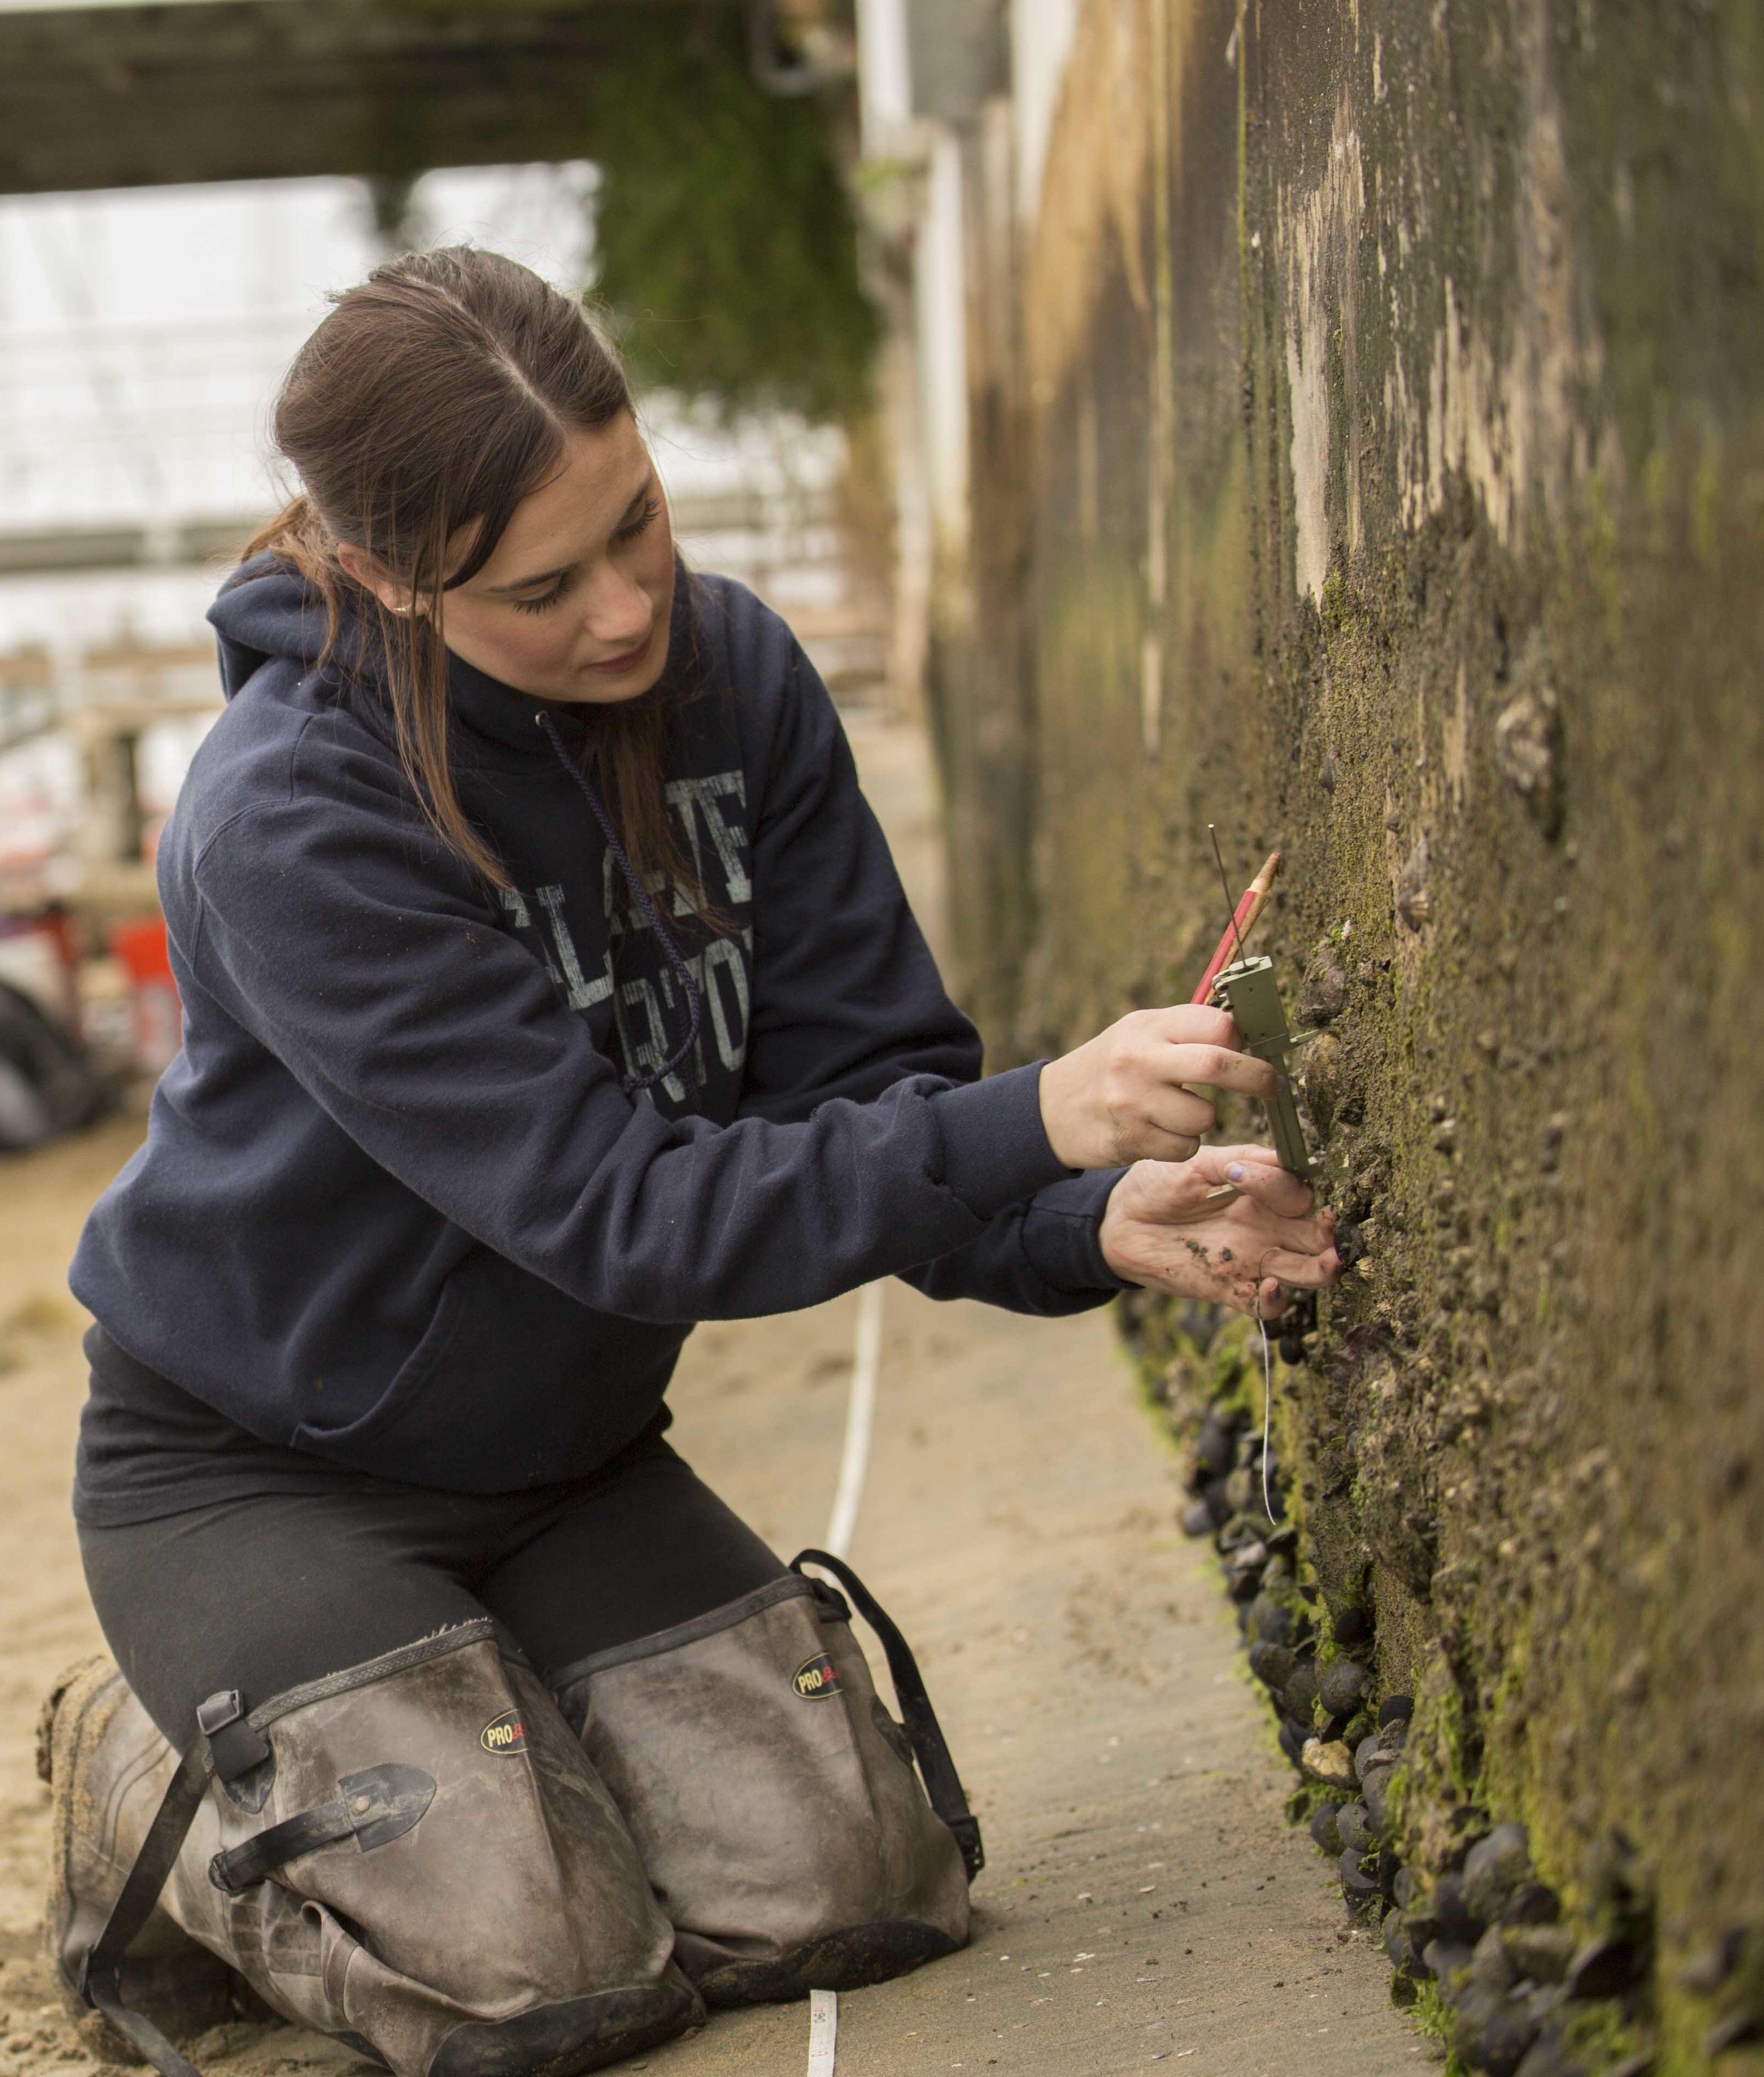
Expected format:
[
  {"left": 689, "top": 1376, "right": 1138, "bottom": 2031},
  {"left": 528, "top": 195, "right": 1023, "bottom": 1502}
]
[
  {"left": 805, "top": 1287, "right": 875, "bottom": 2075},
  {"left": 806, "top": 1986, "right": 837, "bottom": 2075},
  {"left": 823, "top": 1281, "right": 883, "bottom": 1559}
]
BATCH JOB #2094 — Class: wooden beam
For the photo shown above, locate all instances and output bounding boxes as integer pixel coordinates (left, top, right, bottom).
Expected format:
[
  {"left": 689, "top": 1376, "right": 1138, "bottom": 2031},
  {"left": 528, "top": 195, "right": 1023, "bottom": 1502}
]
[{"left": 0, "top": 0, "right": 724, "bottom": 197}]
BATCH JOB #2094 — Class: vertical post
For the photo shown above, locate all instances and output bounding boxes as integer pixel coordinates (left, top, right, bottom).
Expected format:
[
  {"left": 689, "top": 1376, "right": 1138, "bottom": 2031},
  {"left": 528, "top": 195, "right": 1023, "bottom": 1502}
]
[
  {"left": 916, "top": 132, "right": 970, "bottom": 572},
  {"left": 82, "top": 727, "right": 143, "bottom": 866},
  {"left": 854, "top": 0, "right": 912, "bottom": 157}
]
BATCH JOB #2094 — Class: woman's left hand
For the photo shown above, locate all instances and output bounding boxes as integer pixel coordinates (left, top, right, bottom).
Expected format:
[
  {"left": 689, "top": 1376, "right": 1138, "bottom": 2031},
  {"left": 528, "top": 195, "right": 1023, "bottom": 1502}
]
[{"left": 1098, "top": 1144, "right": 1340, "bottom": 1319}]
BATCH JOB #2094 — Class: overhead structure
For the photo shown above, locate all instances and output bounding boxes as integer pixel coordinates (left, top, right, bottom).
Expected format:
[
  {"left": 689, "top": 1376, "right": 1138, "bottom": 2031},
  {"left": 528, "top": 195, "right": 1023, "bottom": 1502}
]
[{"left": 0, "top": 0, "right": 742, "bottom": 197}]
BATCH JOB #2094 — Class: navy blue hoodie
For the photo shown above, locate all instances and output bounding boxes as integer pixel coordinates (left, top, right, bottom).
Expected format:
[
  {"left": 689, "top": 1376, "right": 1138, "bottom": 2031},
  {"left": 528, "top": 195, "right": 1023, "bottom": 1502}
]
[{"left": 71, "top": 559, "right": 1125, "bottom": 1495}]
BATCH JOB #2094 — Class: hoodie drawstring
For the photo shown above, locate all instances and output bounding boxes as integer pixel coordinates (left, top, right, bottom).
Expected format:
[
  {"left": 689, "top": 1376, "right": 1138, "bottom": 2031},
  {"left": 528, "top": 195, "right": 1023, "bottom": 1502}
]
[{"left": 534, "top": 710, "right": 702, "bottom": 1098}]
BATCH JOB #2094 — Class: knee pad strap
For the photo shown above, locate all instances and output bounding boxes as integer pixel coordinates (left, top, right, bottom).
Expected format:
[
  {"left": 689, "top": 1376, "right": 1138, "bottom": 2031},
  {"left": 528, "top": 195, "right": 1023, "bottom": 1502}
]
[{"left": 788, "top": 1549, "right": 984, "bottom": 1882}]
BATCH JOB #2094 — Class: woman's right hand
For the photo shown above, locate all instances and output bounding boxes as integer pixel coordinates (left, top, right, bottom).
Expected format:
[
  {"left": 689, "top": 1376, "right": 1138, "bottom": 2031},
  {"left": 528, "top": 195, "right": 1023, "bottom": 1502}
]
[{"left": 1037, "top": 1004, "right": 1279, "bottom": 1169}]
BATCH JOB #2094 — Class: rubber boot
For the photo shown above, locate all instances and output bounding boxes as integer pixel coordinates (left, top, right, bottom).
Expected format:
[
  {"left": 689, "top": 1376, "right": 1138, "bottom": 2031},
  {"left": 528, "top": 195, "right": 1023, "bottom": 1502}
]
[
  {"left": 554, "top": 1576, "right": 970, "bottom": 2006},
  {"left": 44, "top": 1621, "right": 701, "bottom": 2077}
]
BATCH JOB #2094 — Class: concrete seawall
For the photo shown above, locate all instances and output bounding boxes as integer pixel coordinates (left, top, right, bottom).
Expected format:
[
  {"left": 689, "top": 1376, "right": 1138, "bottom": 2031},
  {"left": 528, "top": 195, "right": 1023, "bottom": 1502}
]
[{"left": 924, "top": 4, "right": 1764, "bottom": 2066}]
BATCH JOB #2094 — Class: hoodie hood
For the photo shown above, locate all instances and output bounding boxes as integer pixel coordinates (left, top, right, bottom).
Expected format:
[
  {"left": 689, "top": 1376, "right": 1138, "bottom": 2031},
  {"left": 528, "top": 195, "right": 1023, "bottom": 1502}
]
[
  {"left": 207, "top": 551, "right": 702, "bottom": 1093},
  {"left": 207, "top": 550, "right": 706, "bottom": 716},
  {"left": 207, "top": 554, "right": 335, "bottom": 700}
]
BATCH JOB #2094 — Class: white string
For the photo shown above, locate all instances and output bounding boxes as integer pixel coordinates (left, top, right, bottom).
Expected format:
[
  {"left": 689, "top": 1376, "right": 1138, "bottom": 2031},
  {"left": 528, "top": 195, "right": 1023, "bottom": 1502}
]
[
  {"left": 824, "top": 1283, "right": 884, "bottom": 1559},
  {"left": 1257, "top": 1246, "right": 1284, "bottom": 1524}
]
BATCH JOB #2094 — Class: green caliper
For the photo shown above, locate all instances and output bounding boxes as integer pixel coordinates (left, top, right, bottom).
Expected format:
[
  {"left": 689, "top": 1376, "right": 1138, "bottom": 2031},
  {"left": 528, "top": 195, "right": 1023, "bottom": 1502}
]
[{"left": 1210, "top": 955, "right": 1315, "bottom": 1180}]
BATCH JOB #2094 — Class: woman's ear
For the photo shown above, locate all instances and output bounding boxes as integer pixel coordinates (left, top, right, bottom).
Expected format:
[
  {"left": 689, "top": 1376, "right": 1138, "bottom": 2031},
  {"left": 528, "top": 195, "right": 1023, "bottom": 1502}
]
[{"left": 335, "top": 541, "right": 418, "bottom": 616}]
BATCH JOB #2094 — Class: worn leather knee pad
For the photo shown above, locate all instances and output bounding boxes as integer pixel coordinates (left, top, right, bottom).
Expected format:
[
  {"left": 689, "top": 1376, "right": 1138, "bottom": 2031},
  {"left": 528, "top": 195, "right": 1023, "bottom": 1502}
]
[
  {"left": 553, "top": 1572, "right": 971, "bottom": 2007},
  {"left": 45, "top": 1624, "right": 701, "bottom": 2077}
]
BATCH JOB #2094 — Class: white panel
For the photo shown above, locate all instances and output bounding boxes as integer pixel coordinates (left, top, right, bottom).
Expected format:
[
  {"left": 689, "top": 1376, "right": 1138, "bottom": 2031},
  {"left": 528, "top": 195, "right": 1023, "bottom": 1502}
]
[
  {"left": 1010, "top": 0, "right": 1081, "bottom": 225},
  {"left": 855, "top": 0, "right": 914, "bottom": 157},
  {"left": 915, "top": 132, "right": 969, "bottom": 554}
]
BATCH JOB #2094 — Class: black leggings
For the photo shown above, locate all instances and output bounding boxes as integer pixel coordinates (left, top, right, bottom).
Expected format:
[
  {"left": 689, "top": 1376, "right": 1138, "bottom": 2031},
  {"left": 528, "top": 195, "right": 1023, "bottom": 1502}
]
[{"left": 78, "top": 1427, "right": 787, "bottom": 1747}]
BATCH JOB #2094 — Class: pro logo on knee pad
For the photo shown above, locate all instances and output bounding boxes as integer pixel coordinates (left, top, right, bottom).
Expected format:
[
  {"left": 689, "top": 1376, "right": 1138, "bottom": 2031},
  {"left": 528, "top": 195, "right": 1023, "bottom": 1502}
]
[
  {"left": 792, "top": 1652, "right": 842, "bottom": 1700},
  {"left": 479, "top": 1708, "right": 528, "bottom": 1754}
]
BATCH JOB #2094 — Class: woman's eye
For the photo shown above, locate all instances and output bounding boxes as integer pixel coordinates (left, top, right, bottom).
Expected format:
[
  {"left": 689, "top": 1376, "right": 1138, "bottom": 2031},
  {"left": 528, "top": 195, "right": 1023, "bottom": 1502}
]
[
  {"left": 613, "top": 497, "right": 662, "bottom": 544},
  {"left": 511, "top": 575, "right": 573, "bottom": 616},
  {"left": 506, "top": 500, "right": 658, "bottom": 614}
]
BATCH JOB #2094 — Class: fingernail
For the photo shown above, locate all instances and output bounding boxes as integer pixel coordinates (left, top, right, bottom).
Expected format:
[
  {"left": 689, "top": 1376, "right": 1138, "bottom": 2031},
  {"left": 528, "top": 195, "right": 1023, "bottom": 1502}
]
[{"left": 1227, "top": 1162, "right": 1245, "bottom": 1182}]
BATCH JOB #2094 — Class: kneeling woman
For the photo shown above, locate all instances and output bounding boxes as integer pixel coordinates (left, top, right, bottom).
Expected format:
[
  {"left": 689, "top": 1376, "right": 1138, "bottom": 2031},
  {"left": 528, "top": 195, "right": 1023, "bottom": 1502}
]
[{"left": 48, "top": 249, "right": 1337, "bottom": 2077}]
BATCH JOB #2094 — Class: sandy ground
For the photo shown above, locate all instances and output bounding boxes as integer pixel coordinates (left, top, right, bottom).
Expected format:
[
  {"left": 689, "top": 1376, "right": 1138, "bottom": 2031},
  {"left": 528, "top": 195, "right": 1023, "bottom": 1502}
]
[{"left": 0, "top": 712, "right": 1422, "bottom": 2076}]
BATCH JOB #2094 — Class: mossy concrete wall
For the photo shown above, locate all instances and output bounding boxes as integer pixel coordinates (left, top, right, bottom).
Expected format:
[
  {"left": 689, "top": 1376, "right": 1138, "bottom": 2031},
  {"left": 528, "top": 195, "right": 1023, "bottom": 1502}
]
[{"left": 929, "top": 0, "right": 1764, "bottom": 2063}]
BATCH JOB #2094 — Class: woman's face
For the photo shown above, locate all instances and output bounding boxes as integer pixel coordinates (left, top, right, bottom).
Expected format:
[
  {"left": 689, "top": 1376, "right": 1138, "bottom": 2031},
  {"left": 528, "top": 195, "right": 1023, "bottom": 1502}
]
[{"left": 436, "top": 412, "right": 676, "bottom": 705}]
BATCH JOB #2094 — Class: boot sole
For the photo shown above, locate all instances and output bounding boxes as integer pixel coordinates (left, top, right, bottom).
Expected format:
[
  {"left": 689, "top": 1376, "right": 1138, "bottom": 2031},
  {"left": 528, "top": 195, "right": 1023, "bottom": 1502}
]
[
  {"left": 693, "top": 1919, "right": 961, "bottom": 2008},
  {"left": 427, "top": 1978, "right": 702, "bottom": 2077}
]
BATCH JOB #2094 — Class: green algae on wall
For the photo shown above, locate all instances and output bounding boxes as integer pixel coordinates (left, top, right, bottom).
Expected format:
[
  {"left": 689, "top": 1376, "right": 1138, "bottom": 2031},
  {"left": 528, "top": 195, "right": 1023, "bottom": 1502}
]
[{"left": 933, "top": 0, "right": 1764, "bottom": 2066}]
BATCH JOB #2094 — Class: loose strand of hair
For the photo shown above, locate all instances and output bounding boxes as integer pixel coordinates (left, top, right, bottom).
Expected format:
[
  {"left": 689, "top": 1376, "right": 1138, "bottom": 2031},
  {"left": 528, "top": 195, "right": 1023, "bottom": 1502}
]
[
  {"left": 382, "top": 574, "right": 509, "bottom": 892},
  {"left": 248, "top": 499, "right": 510, "bottom": 891}
]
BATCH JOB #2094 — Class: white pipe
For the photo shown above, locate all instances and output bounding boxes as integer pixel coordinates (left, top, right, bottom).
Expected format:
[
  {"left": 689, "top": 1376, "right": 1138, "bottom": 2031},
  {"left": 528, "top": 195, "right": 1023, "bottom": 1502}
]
[
  {"left": 916, "top": 132, "right": 969, "bottom": 556},
  {"left": 854, "top": 0, "right": 913, "bottom": 157},
  {"left": 1011, "top": 0, "right": 1081, "bottom": 224}
]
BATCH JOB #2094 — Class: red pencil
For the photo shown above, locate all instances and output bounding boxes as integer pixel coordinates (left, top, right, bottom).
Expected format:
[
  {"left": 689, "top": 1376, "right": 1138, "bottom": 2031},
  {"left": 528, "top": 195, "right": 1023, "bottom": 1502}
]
[{"left": 1190, "top": 850, "right": 1282, "bottom": 1004}]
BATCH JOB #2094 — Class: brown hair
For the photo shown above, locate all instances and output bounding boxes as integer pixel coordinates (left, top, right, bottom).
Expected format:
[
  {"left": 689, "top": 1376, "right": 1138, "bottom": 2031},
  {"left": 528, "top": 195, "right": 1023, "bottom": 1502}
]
[{"left": 246, "top": 245, "right": 699, "bottom": 900}]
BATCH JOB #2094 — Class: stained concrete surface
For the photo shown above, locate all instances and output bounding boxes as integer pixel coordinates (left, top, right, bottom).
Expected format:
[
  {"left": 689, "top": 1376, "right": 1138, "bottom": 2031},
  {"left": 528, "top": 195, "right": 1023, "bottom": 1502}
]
[{"left": 0, "top": 710, "right": 1422, "bottom": 2076}]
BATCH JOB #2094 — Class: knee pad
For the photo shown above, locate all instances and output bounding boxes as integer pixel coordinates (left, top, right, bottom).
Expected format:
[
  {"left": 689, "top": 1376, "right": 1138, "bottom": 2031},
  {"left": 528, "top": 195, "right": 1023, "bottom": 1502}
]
[
  {"left": 553, "top": 1553, "right": 978, "bottom": 2007},
  {"left": 44, "top": 1624, "right": 701, "bottom": 2077}
]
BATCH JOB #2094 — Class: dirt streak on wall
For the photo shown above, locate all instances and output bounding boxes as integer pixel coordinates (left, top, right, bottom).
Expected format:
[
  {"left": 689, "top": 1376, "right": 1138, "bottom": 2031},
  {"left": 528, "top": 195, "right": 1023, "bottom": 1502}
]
[{"left": 932, "top": 0, "right": 1764, "bottom": 2062}]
